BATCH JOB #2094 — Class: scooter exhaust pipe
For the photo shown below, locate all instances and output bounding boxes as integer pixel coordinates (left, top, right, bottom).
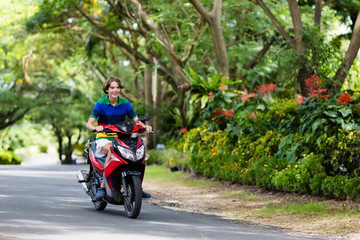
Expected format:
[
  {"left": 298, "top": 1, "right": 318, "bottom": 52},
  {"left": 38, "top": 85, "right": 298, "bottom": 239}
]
[{"left": 76, "top": 170, "right": 89, "bottom": 192}]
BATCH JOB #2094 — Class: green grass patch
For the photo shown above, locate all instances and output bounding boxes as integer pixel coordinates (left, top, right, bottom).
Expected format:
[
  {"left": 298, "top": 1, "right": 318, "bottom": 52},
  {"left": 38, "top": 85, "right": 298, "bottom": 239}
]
[
  {"left": 224, "top": 191, "right": 258, "bottom": 201},
  {"left": 257, "top": 201, "right": 360, "bottom": 218},
  {"left": 145, "top": 164, "right": 217, "bottom": 188}
]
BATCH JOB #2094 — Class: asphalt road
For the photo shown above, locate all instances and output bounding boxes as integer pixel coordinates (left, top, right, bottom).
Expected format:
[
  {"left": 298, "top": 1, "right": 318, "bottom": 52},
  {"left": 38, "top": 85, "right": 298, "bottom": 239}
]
[{"left": 0, "top": 164, "right": 325, "bottom": 240}]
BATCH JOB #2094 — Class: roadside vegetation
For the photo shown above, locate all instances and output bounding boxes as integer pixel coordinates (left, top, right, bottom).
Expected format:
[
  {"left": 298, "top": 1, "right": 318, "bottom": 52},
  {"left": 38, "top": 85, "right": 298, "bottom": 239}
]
[
  {"left": 147, "top": 81, "right": 360, "bottom": 199},
  {"left": 145, "top": 164, "right": 360, "bottom": 236},
  {"left": 1, "top": 0, "right": 360, "bottom": 218}
]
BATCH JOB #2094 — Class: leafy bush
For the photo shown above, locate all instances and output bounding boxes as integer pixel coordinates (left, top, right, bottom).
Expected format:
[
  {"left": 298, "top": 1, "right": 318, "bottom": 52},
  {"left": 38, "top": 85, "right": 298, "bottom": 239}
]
[
  {"left": 321, "top": 175, "right": 348, "bottom": 199},
  {"left": 164, "top": 148, "right": 189, "bottom": 171},
  {"left": 38, "top": 145, "right": 48, "bottom": 153},
  {"left": 273, "top": 153, "right": 325, "bottom": 194},
  {"left": 0, "top": 150, "right": 22, "bottom": 165},
  {"left": 147, "top": 148, "right": 189, "bottom": 171},
  {"left": 344, "top": 177, "right": 360, "bottom": 199},
  {"left": 319, "top": 129, "right": 360, "bottom": 177},
  {"left": 172, "top": 87, "right": 360, "bottom": 199},
  {"left": 146, "top": 150, "right": 165, "bottom": 165}
]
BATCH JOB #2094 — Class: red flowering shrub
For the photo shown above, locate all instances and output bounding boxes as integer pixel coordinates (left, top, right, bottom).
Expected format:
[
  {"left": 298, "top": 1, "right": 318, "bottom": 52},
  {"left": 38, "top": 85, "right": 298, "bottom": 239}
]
[
  {"left": 296, "top": 95, "right": 305, "bottom": 104},
  {"left": 208, "top": 91, "right": 214, "bottom": 99},
  {"left": 181, "top": 128, "right": 188, "bottom": 133},
  {"left": 337, "top": 93, "right": 352, "bottom": 104},
  {"left": 254, "top": 84, "right": 277, "bottom": 95},
  {"left": 241, "top": 93, "right": 256, "bottom": 101},
  {"left": 240, "top": 84, "right": 276, "bottom": 101},
  {"left": 304, "top": 75, "right": 329, "bottom": 99},
  {"left": 213, "top": 109, "right": 234, "bottom": 120},
  {"left": 247, "top": 112, "right": 258, "bottom": 119}
]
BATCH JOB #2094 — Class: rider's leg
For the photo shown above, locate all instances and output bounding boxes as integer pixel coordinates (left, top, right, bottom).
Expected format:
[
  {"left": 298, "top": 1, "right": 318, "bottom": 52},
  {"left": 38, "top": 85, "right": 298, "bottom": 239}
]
[{"left": 100, "top": 143, "right": 112, "bottom": 188}]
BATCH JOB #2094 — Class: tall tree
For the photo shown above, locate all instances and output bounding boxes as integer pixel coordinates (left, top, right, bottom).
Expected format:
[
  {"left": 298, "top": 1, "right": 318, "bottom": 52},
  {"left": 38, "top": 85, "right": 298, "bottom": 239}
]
[
  {"left": 189, "top": 0, "right": 229, "bottom": 78},
  {"left": 250, "top": 0, "right": 360, "bottom": 95}
]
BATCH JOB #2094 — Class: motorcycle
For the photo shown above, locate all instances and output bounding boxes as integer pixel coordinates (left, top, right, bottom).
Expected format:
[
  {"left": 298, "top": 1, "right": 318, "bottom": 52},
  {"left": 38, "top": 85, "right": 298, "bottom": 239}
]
[{"left": 76, "top": 115, "right": 151, "bottom": 219}]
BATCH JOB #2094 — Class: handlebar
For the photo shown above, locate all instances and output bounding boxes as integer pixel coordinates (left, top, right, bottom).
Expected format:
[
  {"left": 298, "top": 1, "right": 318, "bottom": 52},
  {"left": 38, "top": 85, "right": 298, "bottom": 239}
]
[
  {"left": 92, "top": 127, "right": 153, "bottom": 133},
  {"left": 92, "top": 128, "right": 113, "bottom": 133}
]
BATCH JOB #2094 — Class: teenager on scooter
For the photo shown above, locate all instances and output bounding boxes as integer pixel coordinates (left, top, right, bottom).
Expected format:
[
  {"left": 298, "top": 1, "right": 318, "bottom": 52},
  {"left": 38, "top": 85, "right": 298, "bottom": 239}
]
[{"left": 86, "top": 76, "right": 152, "bottom": 200}]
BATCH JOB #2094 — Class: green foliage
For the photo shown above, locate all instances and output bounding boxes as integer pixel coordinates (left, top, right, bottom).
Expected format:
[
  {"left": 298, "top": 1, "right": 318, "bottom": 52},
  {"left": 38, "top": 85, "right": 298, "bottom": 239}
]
[
  {"left": 297, "top": 96, "right": 360, "bottom": 136},
  {"left": 273, "top": 153, "right": 326, "bottom": 194},
  {"left": 173, "top": 95, "right": 360, "bottom": 199},
  {"left": 146, "top": 150, "right": 165, "bottom": 165},
  {"left": 188, "top": 68, "right": 228, "bottom": 96},
  {"left": 320, "top": 129, "right": 360, "bottom": 177},
  {"left": 38, "top": 145, "right": 48, "bottom": 153},
  {"left": 147, "top": 148, "right": 189, "bottom": 171},
  {"left": 344, "top": 177, "right": 360, "bottom": 199},
  {"left": 0, "top": 150, "right": 21, "bottom": 165}
]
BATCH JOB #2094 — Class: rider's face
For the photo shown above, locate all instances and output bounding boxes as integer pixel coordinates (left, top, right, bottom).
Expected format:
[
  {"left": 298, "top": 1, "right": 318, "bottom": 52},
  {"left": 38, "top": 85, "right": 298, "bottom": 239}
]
[{"left": 108, "top": 81, "right": 121, "bottom": 98}]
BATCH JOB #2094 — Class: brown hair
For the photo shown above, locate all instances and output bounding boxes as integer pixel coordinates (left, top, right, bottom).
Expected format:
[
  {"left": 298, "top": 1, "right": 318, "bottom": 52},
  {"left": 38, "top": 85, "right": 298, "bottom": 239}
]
[{"left": 102, "top": 76, "right": 124, "bottom": 94}]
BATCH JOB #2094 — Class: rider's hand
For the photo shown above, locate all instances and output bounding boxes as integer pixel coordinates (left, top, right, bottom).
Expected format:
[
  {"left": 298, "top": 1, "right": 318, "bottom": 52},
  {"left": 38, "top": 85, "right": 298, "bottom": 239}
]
[
  {"left": 94, "top": 126, "right": 104, "bottom": 132},
  {"left": 136, "top": 121, "right": 152, "bottom": 133},
  {"left": 145, "top": 125, "right": 152, "bottom": 133}
]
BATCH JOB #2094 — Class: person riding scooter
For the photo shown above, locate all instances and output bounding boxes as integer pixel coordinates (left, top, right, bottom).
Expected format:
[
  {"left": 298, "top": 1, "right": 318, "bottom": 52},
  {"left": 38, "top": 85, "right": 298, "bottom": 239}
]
[{"left": 86, "top": 76, "right": 152, "bottom": 199}]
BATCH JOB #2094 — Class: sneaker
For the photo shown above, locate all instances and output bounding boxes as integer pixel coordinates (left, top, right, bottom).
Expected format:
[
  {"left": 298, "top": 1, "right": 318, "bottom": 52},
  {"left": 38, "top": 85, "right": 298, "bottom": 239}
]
[
  {"left": 95, "top": 188, "right": 106, "bottom": 200},
  {"left": 142, "top": 190, "right": 151, "bottom": 198}
]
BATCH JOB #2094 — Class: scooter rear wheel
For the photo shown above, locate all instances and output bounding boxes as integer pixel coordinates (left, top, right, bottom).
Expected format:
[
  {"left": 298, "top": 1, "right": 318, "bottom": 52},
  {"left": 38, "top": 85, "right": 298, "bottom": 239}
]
[{"left": 123, "top": 175, "right": 142, "bottom": 219}]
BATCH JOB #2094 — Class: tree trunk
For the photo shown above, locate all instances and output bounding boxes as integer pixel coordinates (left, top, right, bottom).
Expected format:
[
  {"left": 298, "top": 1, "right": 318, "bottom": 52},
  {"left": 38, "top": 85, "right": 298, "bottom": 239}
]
[
  {"left": 255, "top": 0, "right": 311, "bottom": 96},
  {"left": 63, "top": 133, "right": 73, "bottom": 164},
  {"left": 144, "top": 52, "right": 155, "bottom": 149},
  {"left": 190, "top": 0, "right": 229, "bottom": 78},
  {"left": 52, "top": 125, "right": 63, "bottom": 162},
  {"left": 153, "top": 70, "right": 162, "bottom": 146},
  {"left": 298, "top": 65, "right": 313, "bottom": 97},
  {"left": 333, "top": 10, "right": 360, "bottom": 93}
]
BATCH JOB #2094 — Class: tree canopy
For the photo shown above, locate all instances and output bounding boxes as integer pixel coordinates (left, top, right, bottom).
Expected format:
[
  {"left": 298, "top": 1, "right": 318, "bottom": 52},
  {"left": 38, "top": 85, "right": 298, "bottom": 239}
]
[{"left": 1, "top": 0, "right": 360, "bottom": 162}]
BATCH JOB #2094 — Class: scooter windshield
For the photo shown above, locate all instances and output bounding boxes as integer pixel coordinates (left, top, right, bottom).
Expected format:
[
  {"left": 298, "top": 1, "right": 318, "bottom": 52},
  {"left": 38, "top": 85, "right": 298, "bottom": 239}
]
[{"left": 115, "top": 122, "right": 134, "bottom": 133}]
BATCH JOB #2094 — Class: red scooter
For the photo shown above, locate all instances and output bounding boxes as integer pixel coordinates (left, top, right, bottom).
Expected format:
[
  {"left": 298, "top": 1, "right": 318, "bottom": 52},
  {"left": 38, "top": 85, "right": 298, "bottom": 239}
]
[{"left": 77, "top": 116, "right": 151, "bottom": 218}]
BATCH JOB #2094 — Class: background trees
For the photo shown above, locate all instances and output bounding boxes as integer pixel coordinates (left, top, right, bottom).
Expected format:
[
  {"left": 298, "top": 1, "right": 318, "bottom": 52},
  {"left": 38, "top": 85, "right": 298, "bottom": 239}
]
[
  {"left": 1, "top": 0, "right": 360, "bottom": 164},
  {"left": 251, "top": 0, "right": 360, "bottom": 96}
]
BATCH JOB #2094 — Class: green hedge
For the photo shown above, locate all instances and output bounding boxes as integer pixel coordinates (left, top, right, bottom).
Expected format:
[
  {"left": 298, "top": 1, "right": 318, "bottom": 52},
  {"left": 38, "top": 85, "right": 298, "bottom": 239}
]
[
  {"left": 184, "top": 127, "right": 360, "bottom": 199},
  {"left": 0, "top": 150, "right": 22, "bottom": 165},
  {"left": 174, "top": 95, "right": 360, "bottom": 199}
]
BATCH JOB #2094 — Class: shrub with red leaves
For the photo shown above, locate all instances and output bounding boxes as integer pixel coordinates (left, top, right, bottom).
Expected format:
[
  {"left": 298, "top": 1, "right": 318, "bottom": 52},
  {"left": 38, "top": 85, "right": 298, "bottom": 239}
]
[
  {"left": 304, "top": 75, "right": 329, "bottom": 100},
  {"left": 337, "top": 93, "right": 352, "bottom": 104},
  {"left": 253, "top": 84, "right": 277, "bottom": 95}
]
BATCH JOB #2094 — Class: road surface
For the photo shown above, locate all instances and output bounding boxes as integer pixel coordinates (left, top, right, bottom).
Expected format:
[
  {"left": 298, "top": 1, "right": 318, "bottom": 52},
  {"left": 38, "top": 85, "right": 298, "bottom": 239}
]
[{"left": 0, "top": 163, "right": 326, "bottom": 240}]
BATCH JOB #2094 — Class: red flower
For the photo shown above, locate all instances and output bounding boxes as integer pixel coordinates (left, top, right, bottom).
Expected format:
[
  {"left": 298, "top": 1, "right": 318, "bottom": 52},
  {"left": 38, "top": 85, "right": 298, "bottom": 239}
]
[
  {"left": 181, "top": 128, "right": 188, "bottom": 133},
  {"left": 223, "top": 110, "right": 234, "bottom": 120},
  {"left": 296, "top": 95, "right": 305, "bottom": 104},
  {"left": 247, "top": 112, "right": 258, "bottom": 119},
  {"left": 241, "top": 92, "right": 256, "bottom": 101},
  {"left": 218, "top": 84, "right": 227, "bottom": 90},
  {"left": 338, "top": 93, "right": 352, "bottom": 104},
  {"left": 212, "top": 109, "right": 233, "bottom": 123},
  {"left": 304, "top": 75, "right": 330, "bottom": 100},
  {"left": 213, "top": 109, "right": 224, "bottom": 116},
  {"left": 208, "top": 91, "right": 214, "bottom": 100},
  {"left": 254, "top": 84, "right": 277, "bottom": 95}
]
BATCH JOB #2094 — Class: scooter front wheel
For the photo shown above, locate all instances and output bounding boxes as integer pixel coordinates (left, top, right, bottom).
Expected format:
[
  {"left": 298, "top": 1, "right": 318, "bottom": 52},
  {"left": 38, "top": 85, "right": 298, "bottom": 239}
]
[{"left": 123, "top": 175, "right": 142, "bottom": 219}]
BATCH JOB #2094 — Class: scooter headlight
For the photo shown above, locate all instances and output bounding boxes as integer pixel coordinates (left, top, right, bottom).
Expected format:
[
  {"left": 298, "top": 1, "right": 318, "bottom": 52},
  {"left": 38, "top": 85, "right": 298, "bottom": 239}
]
[
  {"left": 117, "top": 145, "right": 135, "bottom": 161},
  {"left": 136, "top": 145, "right": 145, "bottom": 160}
]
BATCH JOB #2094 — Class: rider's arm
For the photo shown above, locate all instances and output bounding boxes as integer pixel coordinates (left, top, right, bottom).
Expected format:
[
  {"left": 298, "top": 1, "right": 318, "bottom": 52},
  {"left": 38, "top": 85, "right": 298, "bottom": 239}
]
[
  {"left": 133, "top": 117, "right": 152, "bottom": 133},
  {"left": 86, "top": 117, "right": 103, "bottom": 132}
]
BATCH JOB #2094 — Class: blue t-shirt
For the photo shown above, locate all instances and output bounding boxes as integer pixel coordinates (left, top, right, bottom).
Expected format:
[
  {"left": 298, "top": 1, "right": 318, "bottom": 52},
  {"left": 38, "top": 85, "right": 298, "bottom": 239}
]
[{"left": 90, "top": 96, "right": 137, "bottom": 139}]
